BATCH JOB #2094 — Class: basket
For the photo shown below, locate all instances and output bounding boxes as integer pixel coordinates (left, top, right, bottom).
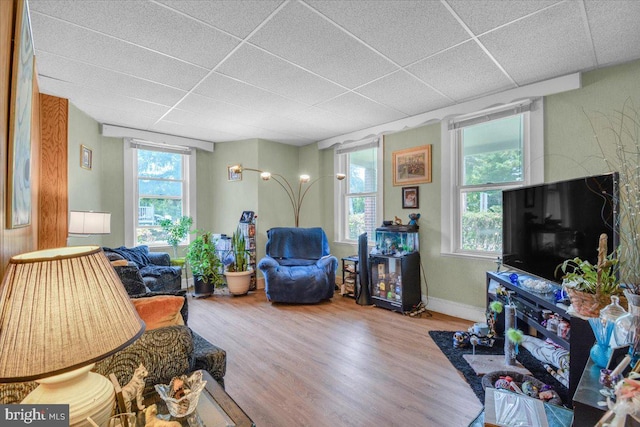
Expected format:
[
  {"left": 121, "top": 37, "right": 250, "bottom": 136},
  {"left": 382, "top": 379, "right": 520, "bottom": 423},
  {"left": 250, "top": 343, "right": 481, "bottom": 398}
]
[
  {"left": 481, "top": 370, "right": 563, "bottom": 406},
  {"left": 564, "top": 288, "right": 627, "bottom": 318}
]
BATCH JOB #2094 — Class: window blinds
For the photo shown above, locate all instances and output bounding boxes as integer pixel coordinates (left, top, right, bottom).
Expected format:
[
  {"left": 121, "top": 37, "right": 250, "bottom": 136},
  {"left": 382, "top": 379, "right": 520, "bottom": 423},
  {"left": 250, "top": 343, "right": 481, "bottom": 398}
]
[{"left": 448, "top": 100, "right": 534, "bottom": 131}]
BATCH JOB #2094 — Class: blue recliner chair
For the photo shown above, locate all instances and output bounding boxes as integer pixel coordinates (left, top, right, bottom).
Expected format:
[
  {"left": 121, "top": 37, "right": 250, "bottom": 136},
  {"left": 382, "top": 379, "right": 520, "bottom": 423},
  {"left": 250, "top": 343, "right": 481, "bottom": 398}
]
[{"left": 258, "top": 227, "right": 338, "bottom": 303}]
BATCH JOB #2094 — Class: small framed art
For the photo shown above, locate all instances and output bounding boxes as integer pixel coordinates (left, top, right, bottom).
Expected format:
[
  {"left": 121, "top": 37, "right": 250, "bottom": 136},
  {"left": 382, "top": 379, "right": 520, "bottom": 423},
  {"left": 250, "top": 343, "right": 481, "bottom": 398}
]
[
  {"left": 81, "top": 145, "right": 92, "bottom": 170},
  {"left": 402, "top": 186, "right": 419, "bottom": 209},
  {"left": 228, "top": 165, "right": 242, "bottom": 181}
]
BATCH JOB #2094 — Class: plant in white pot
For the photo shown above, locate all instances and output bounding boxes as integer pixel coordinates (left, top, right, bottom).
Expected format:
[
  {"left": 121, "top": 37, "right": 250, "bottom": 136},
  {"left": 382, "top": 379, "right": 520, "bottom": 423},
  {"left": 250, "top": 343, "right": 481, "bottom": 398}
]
[{"left": 223, "top": 227, "right": 252, "bottom": 296}]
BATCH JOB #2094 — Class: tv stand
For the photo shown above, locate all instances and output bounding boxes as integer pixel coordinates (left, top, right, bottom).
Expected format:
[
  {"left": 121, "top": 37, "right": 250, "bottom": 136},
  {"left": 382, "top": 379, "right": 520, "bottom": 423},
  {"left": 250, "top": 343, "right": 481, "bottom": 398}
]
[{"left": 486, "top": 271, "right": 593, "bottom": 403}]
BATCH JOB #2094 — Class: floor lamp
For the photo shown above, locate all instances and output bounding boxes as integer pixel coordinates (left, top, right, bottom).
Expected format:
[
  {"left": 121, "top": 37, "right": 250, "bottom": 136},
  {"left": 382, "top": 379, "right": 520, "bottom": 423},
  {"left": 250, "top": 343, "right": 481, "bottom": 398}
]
[
  {"left": 230, "top": 165, "right": 345, "bottom": 227},
  {"left": 0, "top": 246, "right": 145, "bottom": 427}
]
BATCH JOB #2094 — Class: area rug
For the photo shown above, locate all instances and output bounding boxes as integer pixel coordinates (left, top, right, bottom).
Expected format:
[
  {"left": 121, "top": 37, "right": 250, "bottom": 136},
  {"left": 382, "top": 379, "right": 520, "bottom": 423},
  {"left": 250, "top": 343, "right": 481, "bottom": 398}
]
[{"left": 429, "top": 331, "right": 569, "bottom": 405}]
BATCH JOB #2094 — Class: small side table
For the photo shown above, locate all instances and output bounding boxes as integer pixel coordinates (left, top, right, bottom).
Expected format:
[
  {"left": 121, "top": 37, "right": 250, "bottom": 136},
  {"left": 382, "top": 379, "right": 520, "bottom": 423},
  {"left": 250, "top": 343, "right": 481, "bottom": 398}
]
[{"left": 341, "top": 256, "right": 358, "bottom": 298}]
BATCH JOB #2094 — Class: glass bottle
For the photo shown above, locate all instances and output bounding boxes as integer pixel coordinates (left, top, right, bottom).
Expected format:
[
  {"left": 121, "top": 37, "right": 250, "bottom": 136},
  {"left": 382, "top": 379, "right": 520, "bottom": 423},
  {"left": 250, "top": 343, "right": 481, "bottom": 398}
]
[
  {"left": 602, "top": 295, "right": 627, "bottom": 346},
  {"left": 614, "top": 291, "right": 640, "bottom": 363}
]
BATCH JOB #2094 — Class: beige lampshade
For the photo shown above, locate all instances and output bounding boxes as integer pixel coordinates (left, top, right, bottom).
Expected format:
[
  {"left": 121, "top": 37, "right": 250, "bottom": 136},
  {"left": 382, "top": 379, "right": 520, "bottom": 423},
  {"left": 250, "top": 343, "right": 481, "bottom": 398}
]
[
  {"left": 0, "top": 246, "right": 144, "bottom": 382},
  {"left": 69, "top": 211, "right": 111, "bottom": 235}
]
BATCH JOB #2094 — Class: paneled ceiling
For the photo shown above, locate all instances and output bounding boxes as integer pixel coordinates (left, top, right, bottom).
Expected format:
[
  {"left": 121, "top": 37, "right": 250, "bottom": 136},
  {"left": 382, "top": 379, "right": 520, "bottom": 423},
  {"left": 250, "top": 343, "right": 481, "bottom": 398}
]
[{"left": 29, "top": 0, "right": 640, "bottom": 147}]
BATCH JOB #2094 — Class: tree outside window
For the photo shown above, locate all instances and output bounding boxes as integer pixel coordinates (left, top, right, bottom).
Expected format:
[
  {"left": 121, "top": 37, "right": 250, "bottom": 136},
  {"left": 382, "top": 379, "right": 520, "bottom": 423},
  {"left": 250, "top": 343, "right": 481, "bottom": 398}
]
[{"left": 459, "top": 115, "right": 524, "bottom": 253}]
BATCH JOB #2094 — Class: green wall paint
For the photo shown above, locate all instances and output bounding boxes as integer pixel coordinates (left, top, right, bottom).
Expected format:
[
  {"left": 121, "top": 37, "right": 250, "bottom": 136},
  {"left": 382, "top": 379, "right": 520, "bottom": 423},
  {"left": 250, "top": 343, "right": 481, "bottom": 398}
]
[{"left": 67, "top": 104, "right": 122, "bottom": 248}]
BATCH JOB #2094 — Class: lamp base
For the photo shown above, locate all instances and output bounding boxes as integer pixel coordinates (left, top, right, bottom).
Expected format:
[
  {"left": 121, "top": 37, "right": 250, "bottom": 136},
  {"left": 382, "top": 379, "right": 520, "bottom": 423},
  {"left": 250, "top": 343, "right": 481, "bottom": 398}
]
[{"left": 22, "top": 364, "right": 114, "bottom": 427}]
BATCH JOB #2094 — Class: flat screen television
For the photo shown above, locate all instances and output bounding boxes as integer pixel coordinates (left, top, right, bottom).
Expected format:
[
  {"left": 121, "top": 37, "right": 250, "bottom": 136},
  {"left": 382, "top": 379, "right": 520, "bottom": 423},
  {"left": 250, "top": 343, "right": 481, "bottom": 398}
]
[{"left": 502, "top": 173, "right": 619, "bottom": 284}]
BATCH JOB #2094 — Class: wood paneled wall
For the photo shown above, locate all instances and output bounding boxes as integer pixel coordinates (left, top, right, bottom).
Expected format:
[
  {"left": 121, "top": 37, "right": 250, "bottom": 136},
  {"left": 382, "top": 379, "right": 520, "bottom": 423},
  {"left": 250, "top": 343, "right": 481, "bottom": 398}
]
[{"left": 38, "top": 94, "right": 68, "bottom": 249}]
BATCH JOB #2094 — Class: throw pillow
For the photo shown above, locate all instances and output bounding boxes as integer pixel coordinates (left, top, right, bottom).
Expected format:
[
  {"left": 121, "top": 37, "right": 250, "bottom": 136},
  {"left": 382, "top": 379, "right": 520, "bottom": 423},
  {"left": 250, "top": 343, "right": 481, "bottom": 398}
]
[{"left": 131, "top": 295, "right": 185, "bottom": 330}]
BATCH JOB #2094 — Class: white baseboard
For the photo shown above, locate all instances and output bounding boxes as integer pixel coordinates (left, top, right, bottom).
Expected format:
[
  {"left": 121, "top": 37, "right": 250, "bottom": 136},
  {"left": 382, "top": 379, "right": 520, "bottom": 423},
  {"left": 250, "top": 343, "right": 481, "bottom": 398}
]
[{"left": 423, "top": 295, "right": 485, "bottom": 323}]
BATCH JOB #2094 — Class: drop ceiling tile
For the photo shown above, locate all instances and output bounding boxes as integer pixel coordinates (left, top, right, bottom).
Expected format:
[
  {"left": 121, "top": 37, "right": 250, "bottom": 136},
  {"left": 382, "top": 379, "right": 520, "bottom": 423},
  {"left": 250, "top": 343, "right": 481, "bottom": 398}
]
[
  {"left": 164, "top": 108, "right": 254, "bottom": 136},
  {"left": 39, "top": 78, "right": 171, "bottom": 121},
  {"left": 250, "top": 115, "right": 336, "bottom": 141},
  {"left": 480, "top": 1, "right": 595, "bottom": 85},
  {"left": 356, "top": 71, "right": 451, "bottom": 116},
  {"left": 31, "top": 13, "right": 208, "bottom": 90},
  {"left": 586, "top": 1, "right": 640, "bottom": 66},
  {"left": 216, "top": 44, "right": 346, "bottom": 105},
  {"left": 30, "top": 0, "right": 239, "bottom": 68},
  {"left": 287, "top": 107, "right": 369, "bottom": 135},
  {"left": 156, "top": 0, "right": 283, "bottom": 39},
  {"left": 36, "top": 52, "right": 186, "bottom": 106},
  {"left": 176, "top": 93, "right": 270, "bottom": 124},
  {"left": 73, "top": 102, "right": 160, "bottom": 130},
  {"left": 249, "top": 1, "right": 397, "bottom": 88},
  {"left": 316, "top": 92, "right": 406, "bottom": 127},
  {"left": 194, "top": 73, "right": 308, "bottom": 116},
  {"left": 151, "top": 120, "right": 242, "bottom": 142},
  {"left": 307, "top": 0, "right": 469, "bottom": 66},
  {"left": 447, "top": 0, "right": 560, "bottom": 35},
  {"left": 407, "top": 41, "right": 515, "bottom": 101}
]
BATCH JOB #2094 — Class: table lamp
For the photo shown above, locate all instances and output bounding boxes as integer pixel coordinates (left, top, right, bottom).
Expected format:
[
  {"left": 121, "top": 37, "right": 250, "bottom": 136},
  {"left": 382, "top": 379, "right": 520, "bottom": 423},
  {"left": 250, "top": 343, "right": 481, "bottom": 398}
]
[
  {"left": 68, "top": 211, "right": 111, "bottom": 236},
  {"left": 0, "top": 246, "right": 145, "bottom": 427}
]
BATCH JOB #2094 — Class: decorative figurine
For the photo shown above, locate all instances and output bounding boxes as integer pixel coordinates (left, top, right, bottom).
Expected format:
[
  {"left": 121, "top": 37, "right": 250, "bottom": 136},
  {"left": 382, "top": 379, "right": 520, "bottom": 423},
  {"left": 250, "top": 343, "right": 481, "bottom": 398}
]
[
  {"left": 394, "top": 216, "right": 403, "bottom": 225},
  {"left": 143, "top": 404, "right": 181, "bottom": 427},
  {"left": 408, "top": 213, "right": 420, "bottom": 226},
  {"left": 453, "top": 331, "right": 470, "bottom": 348},
  {"left": 122, "top": 363, "right": 148, "bottom": 412}
]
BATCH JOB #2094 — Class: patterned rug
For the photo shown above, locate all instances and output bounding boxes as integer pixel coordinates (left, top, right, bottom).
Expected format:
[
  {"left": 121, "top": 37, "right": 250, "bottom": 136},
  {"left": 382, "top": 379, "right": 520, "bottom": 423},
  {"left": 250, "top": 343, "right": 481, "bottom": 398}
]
[{"left": 429, "top": 331, "right": 569, "bottom": 405}]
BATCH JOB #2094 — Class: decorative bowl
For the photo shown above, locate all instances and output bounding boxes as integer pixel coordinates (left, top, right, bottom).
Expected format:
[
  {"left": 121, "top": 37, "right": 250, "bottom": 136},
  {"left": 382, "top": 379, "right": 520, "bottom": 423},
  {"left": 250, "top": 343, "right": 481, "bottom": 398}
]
[{"left": 154, "top": 370, "right": 207, "bottom": 418}]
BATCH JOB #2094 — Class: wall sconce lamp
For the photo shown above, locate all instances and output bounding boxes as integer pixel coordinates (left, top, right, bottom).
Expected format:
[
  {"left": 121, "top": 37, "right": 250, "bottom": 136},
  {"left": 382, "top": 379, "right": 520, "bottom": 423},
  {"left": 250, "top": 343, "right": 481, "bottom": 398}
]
[{"left": 230, "top": 165, "right": 345, "bottom": 227}]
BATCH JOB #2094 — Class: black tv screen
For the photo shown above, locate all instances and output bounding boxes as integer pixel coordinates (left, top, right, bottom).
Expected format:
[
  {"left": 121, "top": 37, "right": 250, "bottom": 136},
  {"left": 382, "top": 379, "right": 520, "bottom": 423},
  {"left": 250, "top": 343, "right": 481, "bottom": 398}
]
[{"left": 502, "top": 173, "right": 619, "bottom": 284}]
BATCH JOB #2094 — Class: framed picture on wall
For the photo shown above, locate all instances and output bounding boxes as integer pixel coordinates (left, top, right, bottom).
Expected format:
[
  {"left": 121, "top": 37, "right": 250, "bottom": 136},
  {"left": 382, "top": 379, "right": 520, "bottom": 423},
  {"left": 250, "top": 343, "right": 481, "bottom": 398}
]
[
  {"left": 392, "top": 145, "right": 432, "bottom": 186},
  {"left": 81, "top": 145, "right": 92, "bottom": 170},
  {"left": 6, "top": 0, "right": 35, "bottom": 228},
  {"left": 402, "top": 186, "right": 419, "bottom": 209},
  {"left": 228, "top": 165, "right": 242, "bottom": 181}
]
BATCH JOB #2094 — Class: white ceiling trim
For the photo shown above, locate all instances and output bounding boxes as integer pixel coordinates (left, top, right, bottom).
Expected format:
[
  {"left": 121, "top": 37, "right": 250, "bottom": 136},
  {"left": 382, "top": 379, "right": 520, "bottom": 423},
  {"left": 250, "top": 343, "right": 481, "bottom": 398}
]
[
  {"left": 317, "top": 72, "right": 582, "bottom": 150},
  {"left": 101, "top": 124, "right": 215, "bottom": 152}
]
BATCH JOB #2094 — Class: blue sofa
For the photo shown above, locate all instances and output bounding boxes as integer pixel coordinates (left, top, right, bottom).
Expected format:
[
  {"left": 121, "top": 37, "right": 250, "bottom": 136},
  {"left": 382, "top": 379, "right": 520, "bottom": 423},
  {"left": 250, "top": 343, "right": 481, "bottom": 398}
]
[
  {"left": 258, "top": 227, "right": 337, "bottom": 303},
  {"left": 103, "top": 246, "right": 182, "bottom": 292}
]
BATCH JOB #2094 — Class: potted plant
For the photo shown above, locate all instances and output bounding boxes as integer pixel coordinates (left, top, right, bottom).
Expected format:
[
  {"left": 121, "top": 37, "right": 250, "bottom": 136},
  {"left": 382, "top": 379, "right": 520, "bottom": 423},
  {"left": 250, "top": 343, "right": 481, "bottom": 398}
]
[
  {"left": 223, "top": 226, "right": 252, "bottom": 296},
  {"left": 185, "top": 231, "right": 223, "bottom": 298},
  {"left": 556, "top": 233, "right": 622, "bottom": 317},
  {"left": 158, "top": 216, "right": 193, "bottom": 259}
]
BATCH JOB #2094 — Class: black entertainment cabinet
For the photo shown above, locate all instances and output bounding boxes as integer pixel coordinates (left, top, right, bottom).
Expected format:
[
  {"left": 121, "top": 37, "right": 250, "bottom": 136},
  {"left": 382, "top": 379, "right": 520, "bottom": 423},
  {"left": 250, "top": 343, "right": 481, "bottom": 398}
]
[{"left": 486, "top": 271, "right": 593, "bottom": 402}]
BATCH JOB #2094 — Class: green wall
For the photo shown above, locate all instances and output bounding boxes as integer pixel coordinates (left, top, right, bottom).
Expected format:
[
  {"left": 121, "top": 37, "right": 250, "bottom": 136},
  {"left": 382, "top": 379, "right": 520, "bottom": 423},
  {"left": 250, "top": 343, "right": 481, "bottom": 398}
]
[
  {"left": 67, "top": 104, "right": 121, "bottom": 248},
  {"left": 67, "top": 58, "right": 640, "bottom": 319}
]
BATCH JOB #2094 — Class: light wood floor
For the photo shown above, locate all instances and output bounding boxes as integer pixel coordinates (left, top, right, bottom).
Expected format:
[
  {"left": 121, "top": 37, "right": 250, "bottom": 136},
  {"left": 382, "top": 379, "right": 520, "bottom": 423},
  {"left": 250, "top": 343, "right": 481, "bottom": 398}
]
[{"left": 188, "top": 290, "right": 482, "bottom": 426}]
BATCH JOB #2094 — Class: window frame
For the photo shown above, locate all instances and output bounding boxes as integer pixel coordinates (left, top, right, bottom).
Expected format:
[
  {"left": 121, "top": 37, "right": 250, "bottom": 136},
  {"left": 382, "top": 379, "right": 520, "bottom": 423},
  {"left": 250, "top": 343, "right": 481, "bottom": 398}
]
[
  {"left": 334, "top": 139, "right": 383, "bottom": 245},
  {"left": 124, "top": 139, "right": 196, "bottom": 247},
  {"left": 441, "top": 100, "right": 544, "bottom": 259}
]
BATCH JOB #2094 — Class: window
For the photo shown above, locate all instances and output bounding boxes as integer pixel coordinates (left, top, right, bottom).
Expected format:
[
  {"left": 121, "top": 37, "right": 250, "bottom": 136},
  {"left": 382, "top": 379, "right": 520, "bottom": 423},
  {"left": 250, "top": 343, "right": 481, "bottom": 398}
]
[
  {"left": 124, "top": 140, "right": 195, "bottom": 247},
  {"left": 335, "top": 139, "right": 383, "bottom": 243},
  {"left": 442, "top": 100, "right": 543, "bottom": 257}
]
